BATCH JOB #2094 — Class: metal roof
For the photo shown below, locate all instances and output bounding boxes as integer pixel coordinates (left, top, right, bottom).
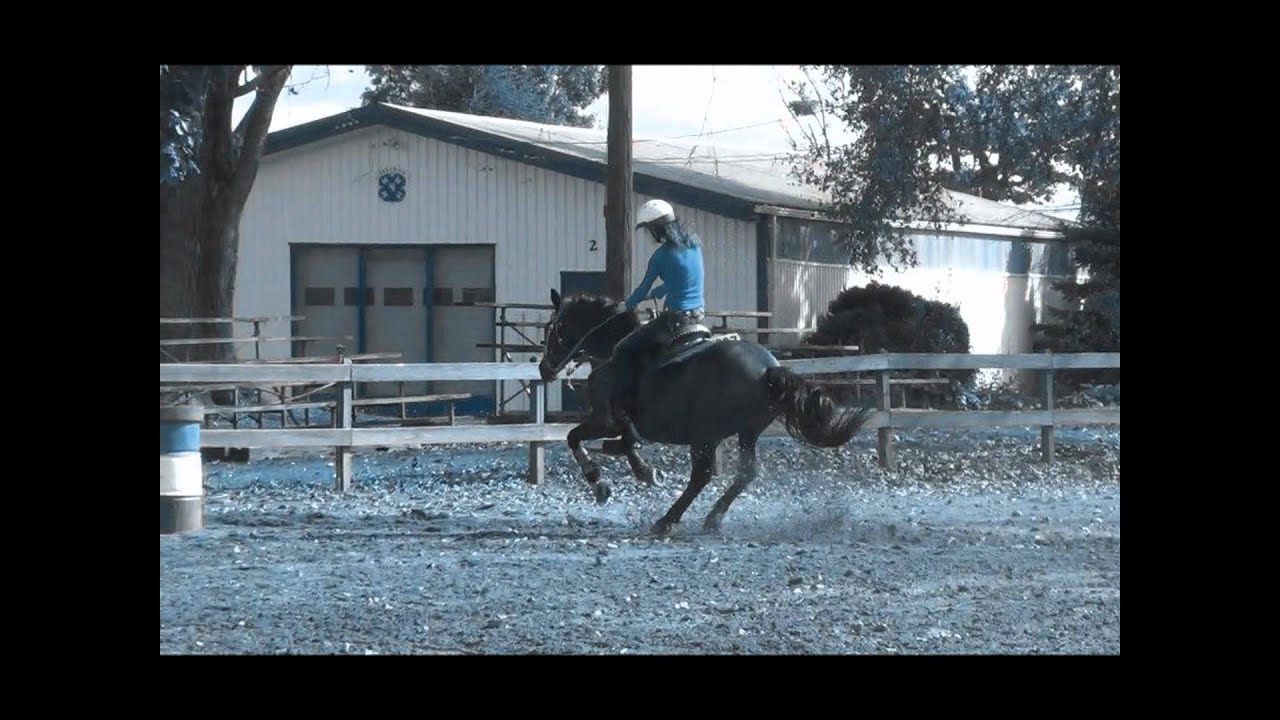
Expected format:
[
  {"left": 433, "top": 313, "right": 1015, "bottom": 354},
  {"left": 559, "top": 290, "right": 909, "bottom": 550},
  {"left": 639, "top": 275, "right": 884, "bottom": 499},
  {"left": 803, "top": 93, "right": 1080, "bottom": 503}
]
[{"left": 265, "top": 102, "right": 1067, "bottom": 233}]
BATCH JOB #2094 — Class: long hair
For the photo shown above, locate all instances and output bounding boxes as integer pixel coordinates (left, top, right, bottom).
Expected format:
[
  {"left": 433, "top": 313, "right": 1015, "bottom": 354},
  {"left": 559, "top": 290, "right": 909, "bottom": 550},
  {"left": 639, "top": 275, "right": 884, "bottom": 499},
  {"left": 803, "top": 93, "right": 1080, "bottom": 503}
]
[{"left": 652, "top": 219, "right": 701, "bottom": 249}]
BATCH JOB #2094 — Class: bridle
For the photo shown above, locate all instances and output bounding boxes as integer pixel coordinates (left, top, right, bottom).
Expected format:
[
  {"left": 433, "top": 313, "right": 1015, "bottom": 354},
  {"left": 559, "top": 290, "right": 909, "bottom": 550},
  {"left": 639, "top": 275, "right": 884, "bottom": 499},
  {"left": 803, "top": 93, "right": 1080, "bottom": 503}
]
[{"left": 542, "top": 305, "right": 627, "bottom": 385}]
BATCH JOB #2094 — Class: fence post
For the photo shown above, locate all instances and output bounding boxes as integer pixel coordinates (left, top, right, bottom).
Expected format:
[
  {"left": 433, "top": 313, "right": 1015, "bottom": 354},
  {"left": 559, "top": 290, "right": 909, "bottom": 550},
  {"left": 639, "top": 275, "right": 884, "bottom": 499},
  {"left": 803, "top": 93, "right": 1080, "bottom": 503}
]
[
  {"left": 1041, "top": 350, "right": 1055, "bottom": 463},
  {"left": 876, "top": 367, "right": 895, "bottom": 469},
  {"left": 527, "top": 380, "right": 546, "bottom": 484},
  {"left": 497, "top": 307, "right": 507, "bottom": 417},
  {"left": 252, "top": 319, "right": 264, "bottom": 361},
  {"left": 335, "top": 358, "right": 354, "bottom": 492}
]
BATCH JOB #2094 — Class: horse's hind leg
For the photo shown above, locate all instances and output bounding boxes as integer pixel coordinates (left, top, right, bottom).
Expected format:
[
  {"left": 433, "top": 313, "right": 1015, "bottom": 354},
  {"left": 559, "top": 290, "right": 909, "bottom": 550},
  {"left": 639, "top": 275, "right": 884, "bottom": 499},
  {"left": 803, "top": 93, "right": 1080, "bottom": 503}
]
[
  {"left": 568, "top": 422, "right": 619, "bottom": 504},
  {"left": 703, "top": 431, "right": 761, "bottom": 534},
  {"left": 651, "top": 443, "right": 716, "bottom": 536}
]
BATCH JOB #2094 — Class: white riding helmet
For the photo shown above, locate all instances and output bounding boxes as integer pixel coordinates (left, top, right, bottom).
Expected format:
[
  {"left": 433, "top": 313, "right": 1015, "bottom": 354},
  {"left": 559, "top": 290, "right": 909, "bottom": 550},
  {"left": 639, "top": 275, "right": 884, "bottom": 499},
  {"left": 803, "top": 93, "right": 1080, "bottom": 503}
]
[{"left": 635, "top": 199, "right": 676, "bottom": 229}]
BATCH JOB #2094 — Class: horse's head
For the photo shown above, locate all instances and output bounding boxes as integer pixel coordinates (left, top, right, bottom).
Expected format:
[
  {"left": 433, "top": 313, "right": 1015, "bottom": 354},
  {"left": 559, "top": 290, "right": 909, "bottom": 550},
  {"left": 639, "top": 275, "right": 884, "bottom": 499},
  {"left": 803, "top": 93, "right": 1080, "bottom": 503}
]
[{"left": 537, "top": 288, "right": 637, "bottom": 382}]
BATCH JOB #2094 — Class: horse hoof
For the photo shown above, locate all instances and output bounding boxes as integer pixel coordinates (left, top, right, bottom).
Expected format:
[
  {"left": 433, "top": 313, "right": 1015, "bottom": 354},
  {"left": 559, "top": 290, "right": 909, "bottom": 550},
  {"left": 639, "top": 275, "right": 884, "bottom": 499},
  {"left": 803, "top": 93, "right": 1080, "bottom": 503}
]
[
  {"left": 585, "top": 465, "right": 601, "bottom": 485},
  {"left": 593, "top": 481, "right": 612, "bottom": 505},
  {"left": 702, "top": 515, "right": 723, "bottom": 534},
  {"left": 638, "top": 467, "right": 656, "bottom": 487},
  {"left": 650, "top": 520, "right": 674, "bottom": 537}
]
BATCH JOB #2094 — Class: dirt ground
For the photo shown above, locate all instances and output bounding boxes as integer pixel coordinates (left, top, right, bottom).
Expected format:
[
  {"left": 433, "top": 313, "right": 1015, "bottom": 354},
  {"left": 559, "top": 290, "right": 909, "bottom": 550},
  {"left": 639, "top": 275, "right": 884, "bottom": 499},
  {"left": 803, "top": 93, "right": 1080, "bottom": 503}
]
[{"left": 159, "top": 426, "right": 1119, "bottom": 655}]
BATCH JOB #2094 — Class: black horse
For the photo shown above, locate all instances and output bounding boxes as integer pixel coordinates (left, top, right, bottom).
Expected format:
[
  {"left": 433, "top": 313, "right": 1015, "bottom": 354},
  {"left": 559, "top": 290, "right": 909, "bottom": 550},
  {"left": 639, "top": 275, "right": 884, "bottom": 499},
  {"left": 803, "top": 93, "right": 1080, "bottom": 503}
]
[{"left": 537, "top": 289, "right": 872, "bottom": 536}]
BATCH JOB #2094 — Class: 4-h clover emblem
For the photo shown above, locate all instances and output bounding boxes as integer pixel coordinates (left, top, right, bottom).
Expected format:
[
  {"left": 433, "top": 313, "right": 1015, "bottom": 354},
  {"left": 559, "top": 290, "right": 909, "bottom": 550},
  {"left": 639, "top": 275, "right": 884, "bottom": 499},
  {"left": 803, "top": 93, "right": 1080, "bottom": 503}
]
[{"left": 378, "top": 172, "right": 406, "bottom": 202}]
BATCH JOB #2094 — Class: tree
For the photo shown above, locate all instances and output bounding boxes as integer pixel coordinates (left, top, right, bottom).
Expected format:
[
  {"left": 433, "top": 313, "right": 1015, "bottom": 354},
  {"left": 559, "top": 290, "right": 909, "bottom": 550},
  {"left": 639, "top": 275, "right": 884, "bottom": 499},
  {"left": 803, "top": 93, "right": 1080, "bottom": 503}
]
[
  {"left": 1031, "top": 184, "right": 1121, "bottom": 385},
  {"left": 805, "top": 282, "right": 975, "bottom": 405},
  {"left": 362, "top": 65, "right": 608, "bottom": 127},
  {"left": 1043, "top": 66, "right": 1120, "bottom": 365},
  {"left": 159, "top": 65, "right": 292, "bottom": 361},
  {"left": 784, "top": 65, "right": 1120, "bottom": 276}
]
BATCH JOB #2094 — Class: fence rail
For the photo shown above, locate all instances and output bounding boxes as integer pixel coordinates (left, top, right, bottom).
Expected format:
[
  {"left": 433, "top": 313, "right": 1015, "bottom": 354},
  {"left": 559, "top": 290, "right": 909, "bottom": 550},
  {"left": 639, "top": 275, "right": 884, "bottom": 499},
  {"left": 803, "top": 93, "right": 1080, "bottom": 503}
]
[{"left": 160, "top": 351, "right": 1119, "bottom": 489}]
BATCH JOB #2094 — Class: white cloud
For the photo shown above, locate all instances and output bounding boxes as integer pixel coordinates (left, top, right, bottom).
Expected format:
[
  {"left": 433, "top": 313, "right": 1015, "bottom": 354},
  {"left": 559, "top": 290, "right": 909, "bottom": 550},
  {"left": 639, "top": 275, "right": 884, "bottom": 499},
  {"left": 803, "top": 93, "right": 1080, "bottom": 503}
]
[
  {"left": 236, "top": 65, "right": 814, "bottom": 151},
  {"left": 231, "top": 65, "right": 369, "bottom": 132},
  {"left": 588, "top": 65, "right": 815, "bottom": 152}
]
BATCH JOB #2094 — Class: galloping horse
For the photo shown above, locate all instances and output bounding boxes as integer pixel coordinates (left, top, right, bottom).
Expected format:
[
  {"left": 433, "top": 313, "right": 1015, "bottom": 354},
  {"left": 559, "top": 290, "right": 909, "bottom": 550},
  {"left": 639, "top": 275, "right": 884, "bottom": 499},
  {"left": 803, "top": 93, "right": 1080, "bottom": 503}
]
[{"left": 537, "top": 289, "right": 872, "bottom": 535}]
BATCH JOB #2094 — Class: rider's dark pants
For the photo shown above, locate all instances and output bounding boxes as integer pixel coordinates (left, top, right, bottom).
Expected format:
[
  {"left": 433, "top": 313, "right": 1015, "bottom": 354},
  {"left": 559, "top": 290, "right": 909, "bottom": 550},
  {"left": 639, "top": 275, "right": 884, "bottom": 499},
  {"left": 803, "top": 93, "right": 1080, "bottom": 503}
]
[{"left": 609, "top": 310, "right": 702, "bottom": 415}]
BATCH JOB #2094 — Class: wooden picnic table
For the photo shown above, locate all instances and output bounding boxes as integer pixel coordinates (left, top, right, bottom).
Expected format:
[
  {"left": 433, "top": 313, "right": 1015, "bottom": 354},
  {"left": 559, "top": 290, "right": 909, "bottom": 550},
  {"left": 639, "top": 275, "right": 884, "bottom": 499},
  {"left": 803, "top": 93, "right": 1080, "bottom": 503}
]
[
  {"left": 473, "top": 302, "right": 554, "bottom": 311},
  {"left": 159, "top": 315, "right": 304, "bottom": 324},
  {"left": 769, "top": 344, "right": 862, "bottom": 356},
  {"left": 160, "top": 316, "right": 310, "bottom": 362},
  {"left": 158, "top": 335, "right": 352, "bottom": 346}
]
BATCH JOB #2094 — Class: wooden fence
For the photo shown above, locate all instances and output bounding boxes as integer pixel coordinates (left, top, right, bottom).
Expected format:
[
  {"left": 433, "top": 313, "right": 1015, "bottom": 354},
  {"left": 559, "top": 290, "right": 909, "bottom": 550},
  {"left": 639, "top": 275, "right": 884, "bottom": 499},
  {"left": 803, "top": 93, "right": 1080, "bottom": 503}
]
[{"left": 159, "top": 351, "right": 1119, "bottom": 490}]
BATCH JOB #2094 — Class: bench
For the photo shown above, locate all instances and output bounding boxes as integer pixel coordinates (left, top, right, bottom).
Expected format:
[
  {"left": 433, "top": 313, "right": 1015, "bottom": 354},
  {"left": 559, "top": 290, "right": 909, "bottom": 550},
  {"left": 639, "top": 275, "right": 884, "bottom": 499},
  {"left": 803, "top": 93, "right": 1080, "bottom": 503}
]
[{"left": 352, "top": 393, "right": 473, "bottom": 426}]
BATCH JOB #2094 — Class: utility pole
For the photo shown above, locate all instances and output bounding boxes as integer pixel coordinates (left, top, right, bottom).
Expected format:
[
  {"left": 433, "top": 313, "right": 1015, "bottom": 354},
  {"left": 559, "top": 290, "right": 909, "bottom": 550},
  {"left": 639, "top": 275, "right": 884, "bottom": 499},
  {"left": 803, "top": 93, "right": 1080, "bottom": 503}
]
[{"left": 605, "top": 65, "right": 633, "bottom": 302}]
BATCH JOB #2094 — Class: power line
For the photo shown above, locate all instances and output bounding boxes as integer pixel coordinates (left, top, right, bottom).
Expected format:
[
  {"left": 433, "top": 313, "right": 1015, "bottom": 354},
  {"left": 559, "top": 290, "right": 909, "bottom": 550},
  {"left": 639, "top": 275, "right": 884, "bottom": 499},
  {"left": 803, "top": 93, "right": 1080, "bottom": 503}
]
[
  {"left": 527, "top": 119, "right": 785, "bottom": 149},
  {"left": 687, "top": 66, "right": 717, "bottom": 168},
  {"left": 641, "top": 154, "right": 795, "bottom": 165}
]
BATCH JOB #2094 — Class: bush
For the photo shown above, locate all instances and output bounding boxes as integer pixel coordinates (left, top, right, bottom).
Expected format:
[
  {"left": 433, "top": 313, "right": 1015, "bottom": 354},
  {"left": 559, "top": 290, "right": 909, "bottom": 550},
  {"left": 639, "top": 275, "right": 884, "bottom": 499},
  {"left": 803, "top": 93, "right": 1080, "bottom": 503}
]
[{"left": 805, "top": 282, "right": 974, "bottom": 407}]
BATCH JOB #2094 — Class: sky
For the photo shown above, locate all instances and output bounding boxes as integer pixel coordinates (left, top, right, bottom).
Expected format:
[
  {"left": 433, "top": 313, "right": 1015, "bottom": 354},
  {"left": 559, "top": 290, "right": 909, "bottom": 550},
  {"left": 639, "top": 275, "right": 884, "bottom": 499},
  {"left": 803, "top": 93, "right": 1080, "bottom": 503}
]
[
  {"left": 232, "top": 65, "right": 1079, "bottom": 218},
  {"left": 233, "top": 65, "right": 823, "bottom": 150}
]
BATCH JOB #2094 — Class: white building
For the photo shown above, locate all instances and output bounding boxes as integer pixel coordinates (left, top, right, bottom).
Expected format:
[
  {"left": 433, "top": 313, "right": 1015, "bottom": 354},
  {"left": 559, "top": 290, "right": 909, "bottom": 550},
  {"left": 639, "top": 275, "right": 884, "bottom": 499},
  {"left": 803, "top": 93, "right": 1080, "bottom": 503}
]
[{"left": 236, "top": 103, "right": 1072, "bottom": 413}]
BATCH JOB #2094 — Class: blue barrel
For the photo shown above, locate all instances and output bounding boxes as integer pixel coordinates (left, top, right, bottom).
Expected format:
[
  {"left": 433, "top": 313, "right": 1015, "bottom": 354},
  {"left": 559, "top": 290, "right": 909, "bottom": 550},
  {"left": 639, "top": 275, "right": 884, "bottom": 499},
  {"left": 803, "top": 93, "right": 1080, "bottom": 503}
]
[{"left": 160, "top": 405, "right": 204, "bottom": 534}]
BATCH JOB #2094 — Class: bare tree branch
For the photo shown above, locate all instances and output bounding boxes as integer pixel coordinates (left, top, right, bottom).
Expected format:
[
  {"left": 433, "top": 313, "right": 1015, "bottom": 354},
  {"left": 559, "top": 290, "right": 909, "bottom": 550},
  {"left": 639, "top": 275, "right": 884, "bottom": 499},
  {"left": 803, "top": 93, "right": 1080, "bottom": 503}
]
[
  {"left": 780, "top": 81, "right": 820, "bottom": 153},
  {"left": 229, "top": 67, "right": 292, "bottom": 202},
  {"left": 234, "top": 65, "right": 288, "bottom": 97},
  {"left": 799, "top": 67, "right": 832, "bottom": 159},
  {"left": 233, "top": 66, "right": 291, "bottom": 139},
  {"left": 282, "top": 65, "right": 333, "bottom": 95}
]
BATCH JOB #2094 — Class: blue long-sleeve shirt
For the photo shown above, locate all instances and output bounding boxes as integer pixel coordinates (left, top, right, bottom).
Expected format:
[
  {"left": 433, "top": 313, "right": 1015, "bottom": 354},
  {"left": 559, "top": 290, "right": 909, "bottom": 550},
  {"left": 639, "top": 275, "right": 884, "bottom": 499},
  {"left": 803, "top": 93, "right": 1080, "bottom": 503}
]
[{"left": 626, "top": 241, "right": 705, "bottom": 312}]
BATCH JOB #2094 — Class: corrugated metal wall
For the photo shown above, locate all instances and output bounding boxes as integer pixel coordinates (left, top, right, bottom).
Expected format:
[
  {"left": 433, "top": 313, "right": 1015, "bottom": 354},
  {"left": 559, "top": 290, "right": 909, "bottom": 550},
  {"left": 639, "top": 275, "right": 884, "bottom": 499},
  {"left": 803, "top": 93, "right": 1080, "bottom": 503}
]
[
  {"left": 238, "top": 125, "right": 757, "bottom": 411},
  {"left": 770, "top": 231, "right": 1075, "bottom": 384}
]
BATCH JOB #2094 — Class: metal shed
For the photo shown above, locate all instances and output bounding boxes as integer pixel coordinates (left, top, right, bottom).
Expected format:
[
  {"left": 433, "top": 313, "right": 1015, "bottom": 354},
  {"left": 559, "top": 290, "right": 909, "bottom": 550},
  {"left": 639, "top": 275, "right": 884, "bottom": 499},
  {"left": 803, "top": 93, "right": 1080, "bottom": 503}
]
[{"left": 236, "top": 103, "right": 1071, "bottom": 412}]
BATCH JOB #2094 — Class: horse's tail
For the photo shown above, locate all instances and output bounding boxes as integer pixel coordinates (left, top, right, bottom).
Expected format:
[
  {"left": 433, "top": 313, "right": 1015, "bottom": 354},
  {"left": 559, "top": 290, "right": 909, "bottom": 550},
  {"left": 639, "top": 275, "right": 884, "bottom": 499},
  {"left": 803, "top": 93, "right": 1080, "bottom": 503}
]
[{"left": 764, "top": 366, "right": 874, "bottom": 448}]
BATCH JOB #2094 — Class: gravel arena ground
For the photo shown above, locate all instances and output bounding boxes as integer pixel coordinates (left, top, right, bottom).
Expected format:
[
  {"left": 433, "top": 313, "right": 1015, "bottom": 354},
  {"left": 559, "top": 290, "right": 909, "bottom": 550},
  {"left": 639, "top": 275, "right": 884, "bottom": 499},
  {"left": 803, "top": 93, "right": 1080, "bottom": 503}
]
[{"left": 159, "top": 425, "right": 1120, "bottom": 655}]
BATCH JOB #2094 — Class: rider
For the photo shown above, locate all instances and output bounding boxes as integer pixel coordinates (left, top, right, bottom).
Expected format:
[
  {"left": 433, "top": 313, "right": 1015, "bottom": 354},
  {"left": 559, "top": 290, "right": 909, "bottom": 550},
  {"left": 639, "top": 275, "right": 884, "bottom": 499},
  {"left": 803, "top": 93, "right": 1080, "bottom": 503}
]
[{"left": 608, "top": 198, "right": 706, "bottom": 427}]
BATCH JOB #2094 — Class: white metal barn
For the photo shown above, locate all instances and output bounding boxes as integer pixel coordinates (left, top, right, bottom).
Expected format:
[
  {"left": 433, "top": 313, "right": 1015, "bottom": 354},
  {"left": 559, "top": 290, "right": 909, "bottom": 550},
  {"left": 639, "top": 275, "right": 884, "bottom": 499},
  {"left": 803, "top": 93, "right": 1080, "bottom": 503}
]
[{"left": 235, "top": 102, "right": 1072, "bottom": 413}]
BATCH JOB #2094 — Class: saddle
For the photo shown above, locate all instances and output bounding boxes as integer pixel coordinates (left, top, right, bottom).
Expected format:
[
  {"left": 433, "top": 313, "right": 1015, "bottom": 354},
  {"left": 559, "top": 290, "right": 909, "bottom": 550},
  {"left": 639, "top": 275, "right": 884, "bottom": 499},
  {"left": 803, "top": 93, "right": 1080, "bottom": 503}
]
[
  {"left": 652, "top": 321, "right": 740, "bottom": 371},
  {"left": 605, "top": 321, "right": 741, "bottom": 449}
]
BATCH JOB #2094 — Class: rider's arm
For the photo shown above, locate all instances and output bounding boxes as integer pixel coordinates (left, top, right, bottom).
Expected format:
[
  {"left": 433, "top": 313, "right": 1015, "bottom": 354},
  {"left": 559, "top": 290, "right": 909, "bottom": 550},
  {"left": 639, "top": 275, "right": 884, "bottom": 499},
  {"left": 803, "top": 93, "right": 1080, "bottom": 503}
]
[{"left": 626, "top": 247, "right": 664, "bottom": 309}]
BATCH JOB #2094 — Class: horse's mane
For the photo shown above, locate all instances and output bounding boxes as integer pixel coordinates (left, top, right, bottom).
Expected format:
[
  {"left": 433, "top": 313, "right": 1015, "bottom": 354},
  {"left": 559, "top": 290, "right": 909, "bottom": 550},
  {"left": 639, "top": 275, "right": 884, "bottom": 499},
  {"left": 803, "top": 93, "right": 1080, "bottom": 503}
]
[
  {"left": 562, "top": 293, "right": 640, "bottom": 332},
  {"left": 563, "top": 293, "right": 618, "bottom": 315}
]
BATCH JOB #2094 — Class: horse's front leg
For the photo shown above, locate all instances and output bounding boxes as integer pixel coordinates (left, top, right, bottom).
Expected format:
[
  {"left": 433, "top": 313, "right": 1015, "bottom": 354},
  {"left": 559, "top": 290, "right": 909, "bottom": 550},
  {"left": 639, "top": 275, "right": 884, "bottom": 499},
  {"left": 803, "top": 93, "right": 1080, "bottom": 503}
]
[
  {"left": 602, "top": 435, "right": 657, "bottom": 487},
  {"left": 567, "top": 422, "right": 621, "bottom": 504},
  {"left": 623, "top": 441, "right": 657, "bottom": 487}
]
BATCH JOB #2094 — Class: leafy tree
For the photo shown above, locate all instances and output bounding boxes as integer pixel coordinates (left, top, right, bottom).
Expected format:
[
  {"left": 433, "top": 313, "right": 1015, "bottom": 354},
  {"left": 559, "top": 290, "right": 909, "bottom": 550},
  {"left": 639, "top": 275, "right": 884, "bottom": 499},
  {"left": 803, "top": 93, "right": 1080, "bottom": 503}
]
[
  {"left": 784, "top": 65, "right": 1119, "bottom": 276},
  {"left": 786, "top": 65, "right": 1120, "bottom": 376},
  {"left": 363, "top": 65, "right": 608, "bottom": 127},
  {"left": 160, "top": 64, "right": 292, "bottom": 361},
  {"left": 1032, "top": 185, "right": 1120, "bottom": 385}
]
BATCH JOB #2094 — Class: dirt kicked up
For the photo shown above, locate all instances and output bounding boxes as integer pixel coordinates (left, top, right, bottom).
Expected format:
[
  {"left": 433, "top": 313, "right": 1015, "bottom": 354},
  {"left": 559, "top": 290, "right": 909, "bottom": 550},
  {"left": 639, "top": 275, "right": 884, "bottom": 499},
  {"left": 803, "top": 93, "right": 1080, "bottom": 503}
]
[{"left": 160, "top": 426, "right": 1120, "bottom": 655}]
